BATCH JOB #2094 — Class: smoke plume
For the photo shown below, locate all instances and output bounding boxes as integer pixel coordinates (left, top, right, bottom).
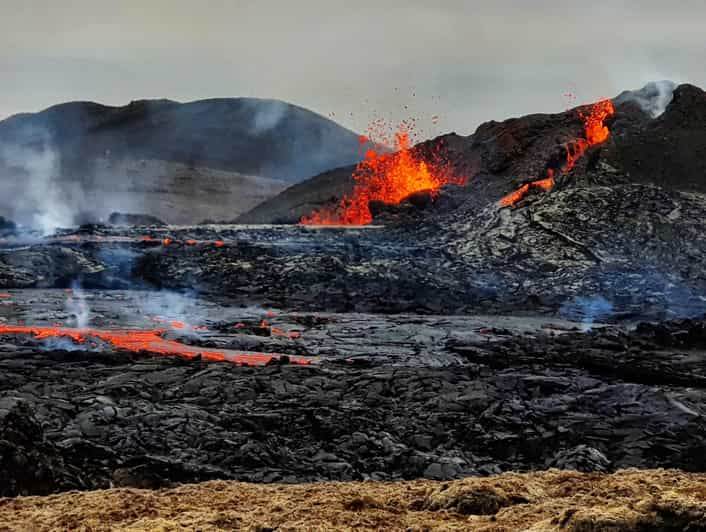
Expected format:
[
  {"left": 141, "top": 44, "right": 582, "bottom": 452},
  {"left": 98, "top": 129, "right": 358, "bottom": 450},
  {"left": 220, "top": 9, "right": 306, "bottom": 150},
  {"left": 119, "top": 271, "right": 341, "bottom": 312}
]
[
  {"left": 0, "top": 127, "right": 82, "bottom": 234},
  {"left": 615, "top": 80, "right": 677, "bottom": 118},
  {"left": 247, "top": 99, "right": 289, "bottom": 136},
  {"left": 65, "top": 282, "right": 91, "bottom": 329},
  {"left": 560, "top": 295, "right": 613, "bottom": 331}
]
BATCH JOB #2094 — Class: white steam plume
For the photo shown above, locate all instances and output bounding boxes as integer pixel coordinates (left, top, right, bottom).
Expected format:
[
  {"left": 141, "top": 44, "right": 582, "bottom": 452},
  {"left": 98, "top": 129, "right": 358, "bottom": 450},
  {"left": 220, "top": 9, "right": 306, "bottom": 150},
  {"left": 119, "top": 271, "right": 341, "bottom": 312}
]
[
  {"left": 247, "top": 99, "right": 289, "bottom": 135},
  {"left": 615, "top": 80, "right": 677, "bottom": 118},
  {"left": 65, "top": 281, "right": 91, "bottom": 329},
  {"left": 0, "top": 127, "right": 78, "bottom": 234}
]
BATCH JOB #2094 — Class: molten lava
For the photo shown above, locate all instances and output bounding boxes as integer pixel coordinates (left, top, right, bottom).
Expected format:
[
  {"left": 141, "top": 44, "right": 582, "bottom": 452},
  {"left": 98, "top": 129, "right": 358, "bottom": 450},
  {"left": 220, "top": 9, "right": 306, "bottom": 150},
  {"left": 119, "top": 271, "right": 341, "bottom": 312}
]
[
  {"left": 498, "top": 175, "right": 555, "bottom": 208},
  {"left": 499, "top": 98, "right": 615, "bottom": 207},
  {"left": 0, "top": 324, "right": 311, "bottom": 366},
  {"left": 301, "top": 127, "right": 465, "bottom": 225}
]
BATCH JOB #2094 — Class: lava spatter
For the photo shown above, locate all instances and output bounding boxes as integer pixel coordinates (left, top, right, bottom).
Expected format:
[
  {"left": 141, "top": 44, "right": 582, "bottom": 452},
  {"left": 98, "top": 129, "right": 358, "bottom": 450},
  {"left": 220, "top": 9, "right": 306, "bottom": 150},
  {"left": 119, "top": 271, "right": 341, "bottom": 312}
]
[{"left": 301, "top": 125, "right": 466, "bottom": 225}]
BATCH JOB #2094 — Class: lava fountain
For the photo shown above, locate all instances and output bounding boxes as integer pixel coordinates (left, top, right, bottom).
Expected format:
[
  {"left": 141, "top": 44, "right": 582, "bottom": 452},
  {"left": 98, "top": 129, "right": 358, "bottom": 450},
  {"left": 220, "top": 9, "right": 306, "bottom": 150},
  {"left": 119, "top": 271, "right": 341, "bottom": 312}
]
[
  {"left": 301, "top": 126, "right": 466, "bottom": 225},
  {"left": 499, "top": 98, "right": 615, "bottom": 207}
]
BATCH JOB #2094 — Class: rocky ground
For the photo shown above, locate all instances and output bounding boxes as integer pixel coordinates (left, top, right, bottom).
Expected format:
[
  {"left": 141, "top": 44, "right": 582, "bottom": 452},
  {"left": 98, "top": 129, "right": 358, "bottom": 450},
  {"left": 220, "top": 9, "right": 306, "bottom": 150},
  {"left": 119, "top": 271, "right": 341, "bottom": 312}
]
[
  {"left": 0, "top": 289, "right": 705, "bottom": 496},
  {"left": 1, "top": 206, "right": 706, "bottom": 321},
  {"left": 1, "top": 469, "right": 704, "bottom": 531}
]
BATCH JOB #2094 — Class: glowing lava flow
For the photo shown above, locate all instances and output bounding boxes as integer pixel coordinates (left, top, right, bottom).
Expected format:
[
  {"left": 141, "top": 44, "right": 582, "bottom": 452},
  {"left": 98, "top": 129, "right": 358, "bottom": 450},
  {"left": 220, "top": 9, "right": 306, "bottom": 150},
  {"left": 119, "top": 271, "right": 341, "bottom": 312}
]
[
  {"left": 499, "top": 98, "right": 615, "bottom": 207},
  {"left": 301, "top": 128, "right": 465, "bottom": 225},
  {"left": 0, "top": 324, "right": 312, "bottom": 365}
]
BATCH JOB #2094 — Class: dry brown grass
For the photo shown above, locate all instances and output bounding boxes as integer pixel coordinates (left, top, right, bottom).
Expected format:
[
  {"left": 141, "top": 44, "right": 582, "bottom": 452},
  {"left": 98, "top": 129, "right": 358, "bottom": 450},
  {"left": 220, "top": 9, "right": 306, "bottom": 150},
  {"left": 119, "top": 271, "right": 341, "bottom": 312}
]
[{"left": 0, "top": 469, "right": 704, "bottom": 531}]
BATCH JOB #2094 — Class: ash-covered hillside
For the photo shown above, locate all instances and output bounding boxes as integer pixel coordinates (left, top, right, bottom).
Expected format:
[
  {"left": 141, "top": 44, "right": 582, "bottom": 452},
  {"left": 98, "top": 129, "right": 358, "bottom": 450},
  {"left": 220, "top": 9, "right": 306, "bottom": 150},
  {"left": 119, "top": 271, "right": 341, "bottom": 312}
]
[{"left": 0, "top": 98, "right": 368, "bottom": 228}]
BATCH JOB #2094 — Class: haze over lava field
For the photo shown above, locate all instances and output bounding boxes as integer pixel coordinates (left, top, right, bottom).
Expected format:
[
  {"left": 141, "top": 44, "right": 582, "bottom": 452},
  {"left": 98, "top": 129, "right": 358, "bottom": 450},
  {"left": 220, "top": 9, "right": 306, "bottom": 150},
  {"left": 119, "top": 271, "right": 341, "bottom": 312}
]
[{"left": 1, "top": 81, "right": 706, "bottom": 529}]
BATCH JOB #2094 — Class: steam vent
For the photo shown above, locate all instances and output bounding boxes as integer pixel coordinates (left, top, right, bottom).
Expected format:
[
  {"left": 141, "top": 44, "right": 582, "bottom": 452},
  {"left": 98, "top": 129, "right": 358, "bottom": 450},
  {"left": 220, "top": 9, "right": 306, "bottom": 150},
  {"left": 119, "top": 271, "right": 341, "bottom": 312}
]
[{"left": 2, "top": 4, "right": 706, "bottom": 527}]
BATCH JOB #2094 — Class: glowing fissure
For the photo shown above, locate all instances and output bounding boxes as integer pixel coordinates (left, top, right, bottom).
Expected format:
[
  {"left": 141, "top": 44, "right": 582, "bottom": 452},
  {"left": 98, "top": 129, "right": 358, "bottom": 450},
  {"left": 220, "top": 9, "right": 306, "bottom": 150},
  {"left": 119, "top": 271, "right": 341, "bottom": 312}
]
[
  {"left": 301, "top": 128, "right": 466, "bottom": 225},
  {"left": 0, "top": 324, "right": 311, "bottom": 365},
  {"left": 499, "top": 99, "right": 615, "bottom": 207}
]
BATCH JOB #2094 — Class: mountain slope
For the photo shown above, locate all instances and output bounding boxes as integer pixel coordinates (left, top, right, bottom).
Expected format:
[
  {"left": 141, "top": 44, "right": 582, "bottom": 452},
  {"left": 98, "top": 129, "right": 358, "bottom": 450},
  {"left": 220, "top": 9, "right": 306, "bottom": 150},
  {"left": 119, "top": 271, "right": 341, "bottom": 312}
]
[{"left": 0, "top": 98, "right": 366, "bottom": 227}]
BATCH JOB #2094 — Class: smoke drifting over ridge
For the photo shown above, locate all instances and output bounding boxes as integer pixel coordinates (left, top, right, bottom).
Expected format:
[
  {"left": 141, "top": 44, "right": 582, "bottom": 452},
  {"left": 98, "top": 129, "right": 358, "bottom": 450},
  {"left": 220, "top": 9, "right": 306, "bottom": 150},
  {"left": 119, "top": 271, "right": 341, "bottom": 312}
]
[
  {"left": 615, "top": 80, "right": 677, "bottom": 118},
  {"left": 247, "top": 99, "right": 289, "bottom": 135}
]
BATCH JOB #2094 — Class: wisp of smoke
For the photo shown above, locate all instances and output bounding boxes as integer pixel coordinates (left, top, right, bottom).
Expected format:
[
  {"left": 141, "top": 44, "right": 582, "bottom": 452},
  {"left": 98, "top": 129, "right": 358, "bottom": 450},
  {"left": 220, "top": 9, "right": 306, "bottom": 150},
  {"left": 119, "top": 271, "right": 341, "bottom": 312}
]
[
  {"left": 615, "top": 80, "right": 677, "bottom": 118},
  {"left": 136, "top": 290, "right": 203, "bottom": 327},
  {"left": 0, "top": 127, "right": 76, "bottom": 234},
  {"left": 40, "top": 336, "right": 87, "bottom": 352},
  {"left": 248, "top": 99, "right": 289, "bottom": 135},
  {"left": 560, "top": 295, "right": 613, "bottom": 331},
  {"left": 65, "top": 281, "right": 90, "bottom": 329}
]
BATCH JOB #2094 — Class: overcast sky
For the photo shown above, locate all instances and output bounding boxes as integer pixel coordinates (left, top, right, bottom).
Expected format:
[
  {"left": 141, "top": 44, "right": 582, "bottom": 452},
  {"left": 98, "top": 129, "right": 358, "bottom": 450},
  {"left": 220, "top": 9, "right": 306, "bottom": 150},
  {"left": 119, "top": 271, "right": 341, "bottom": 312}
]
[{"left": 1, "top": 0, "right": 704, "bottom": 138}]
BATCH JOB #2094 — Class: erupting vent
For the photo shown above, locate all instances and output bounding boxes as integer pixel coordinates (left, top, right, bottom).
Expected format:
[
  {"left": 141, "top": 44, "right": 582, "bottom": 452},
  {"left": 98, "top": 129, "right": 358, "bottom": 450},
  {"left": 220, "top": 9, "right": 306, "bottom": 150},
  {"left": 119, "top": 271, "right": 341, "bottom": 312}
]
[
  {"left": 499, "top": 98, "right": 615, "bottom": 207},
  {"left": 301, "top": 127, "right": 466, "bottom": 225}
]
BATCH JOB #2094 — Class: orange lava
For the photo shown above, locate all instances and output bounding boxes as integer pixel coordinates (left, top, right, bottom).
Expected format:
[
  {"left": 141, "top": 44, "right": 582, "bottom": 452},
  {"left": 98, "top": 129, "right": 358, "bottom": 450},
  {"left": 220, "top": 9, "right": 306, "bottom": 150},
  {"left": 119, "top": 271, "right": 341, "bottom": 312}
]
[
  {"left": 499, "top": 175, "right": 555, "bottom": 207},
  {"left": 213, "top": 240, "right": 225, "bottom": 247},
  {"left": 583, "top": 99, "right": 614, "bottom": 145},
  {"left": 499, "top": 98, "right": 615, "bottom": 207},
  {"left": 0, "top": 293, "right": 10, "bottom": 299},
  {"left": 270, "top": 326, "right": 302, "bottom": 340},
  {"left": 0, "top": 324, "right": 311, "bottom": 365},
  {"left": 301, "top": 127, "right": 465, "bottom": 225}
]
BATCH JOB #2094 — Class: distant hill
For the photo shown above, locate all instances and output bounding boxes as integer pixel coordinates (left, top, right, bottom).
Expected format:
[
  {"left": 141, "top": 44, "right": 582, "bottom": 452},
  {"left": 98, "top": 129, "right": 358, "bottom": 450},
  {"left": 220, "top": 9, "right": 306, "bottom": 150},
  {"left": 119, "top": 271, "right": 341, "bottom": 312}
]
[{"left": 0, "top": 98, "right": 366, "bottom": 228}]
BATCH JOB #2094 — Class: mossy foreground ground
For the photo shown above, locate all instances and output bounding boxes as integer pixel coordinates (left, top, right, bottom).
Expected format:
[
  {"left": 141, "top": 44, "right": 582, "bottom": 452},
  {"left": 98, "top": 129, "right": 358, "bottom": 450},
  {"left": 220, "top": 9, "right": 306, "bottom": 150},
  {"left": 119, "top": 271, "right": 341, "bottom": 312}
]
[{"left": 0, "top": 469, "right": 705, "bottom": 531}]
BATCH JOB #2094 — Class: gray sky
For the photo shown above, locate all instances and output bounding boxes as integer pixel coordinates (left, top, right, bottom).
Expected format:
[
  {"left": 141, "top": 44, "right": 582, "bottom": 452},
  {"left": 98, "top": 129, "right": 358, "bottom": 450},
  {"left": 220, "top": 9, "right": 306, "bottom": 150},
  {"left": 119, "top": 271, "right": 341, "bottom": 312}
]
[{"left": 1, "top": 0, "right": 704, "bottom": 138}]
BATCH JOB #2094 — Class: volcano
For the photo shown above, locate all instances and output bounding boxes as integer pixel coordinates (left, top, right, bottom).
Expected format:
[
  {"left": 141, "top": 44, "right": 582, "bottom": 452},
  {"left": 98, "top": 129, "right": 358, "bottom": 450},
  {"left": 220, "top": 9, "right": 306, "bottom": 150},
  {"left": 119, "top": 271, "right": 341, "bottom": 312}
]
[{"left": 1, "top": 82, "right": 706, "bottom": 503}]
